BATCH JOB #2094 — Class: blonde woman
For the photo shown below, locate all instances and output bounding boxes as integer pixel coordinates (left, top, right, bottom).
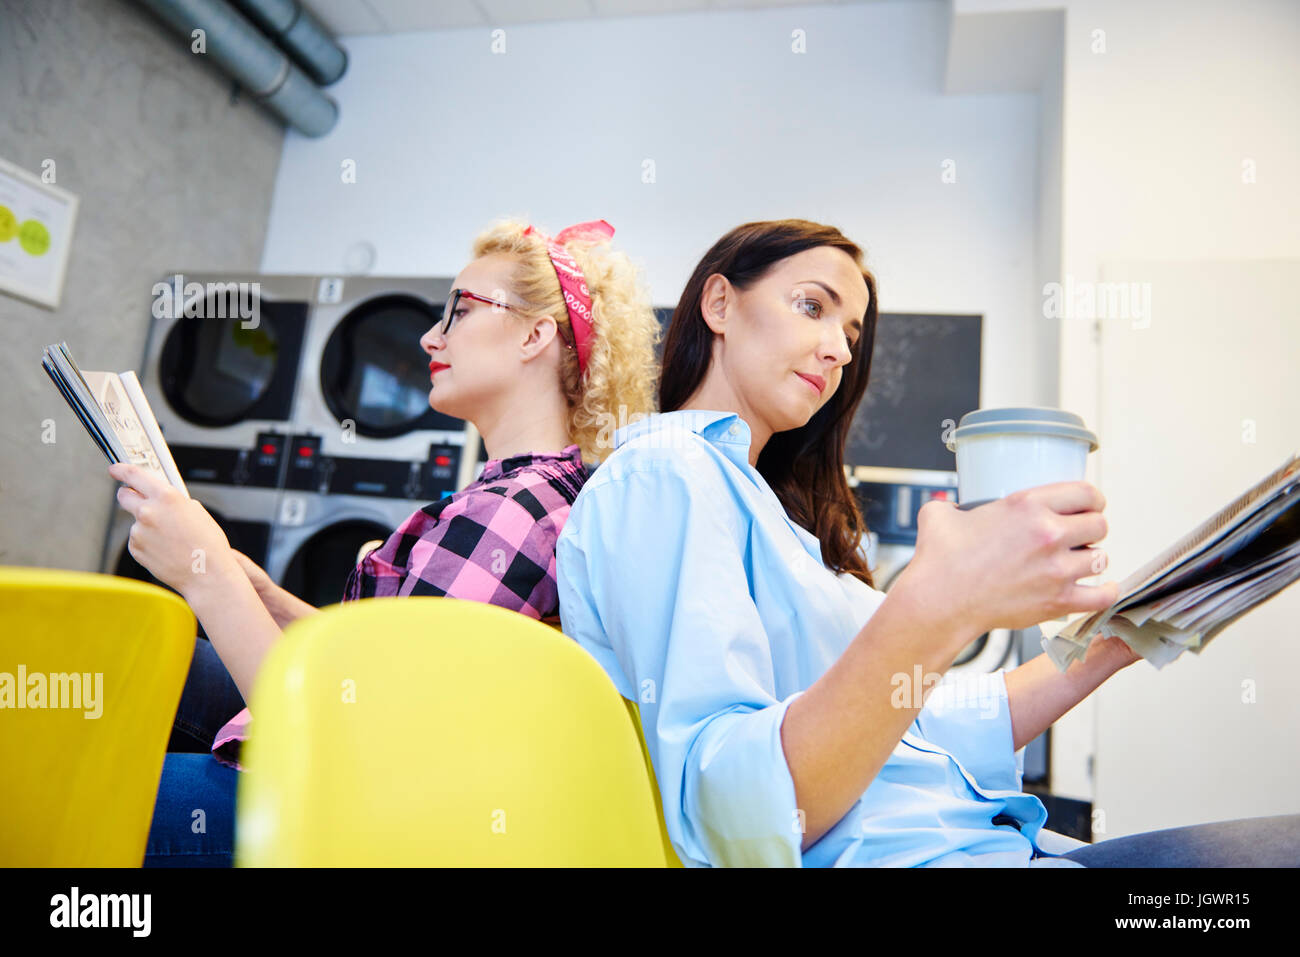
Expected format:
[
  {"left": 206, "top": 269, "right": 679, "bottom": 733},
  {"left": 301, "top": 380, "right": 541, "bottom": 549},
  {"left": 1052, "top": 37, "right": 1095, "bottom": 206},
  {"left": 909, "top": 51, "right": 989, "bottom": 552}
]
[{"left": 110, "top": 218, "right": 660, "bottom": 865}]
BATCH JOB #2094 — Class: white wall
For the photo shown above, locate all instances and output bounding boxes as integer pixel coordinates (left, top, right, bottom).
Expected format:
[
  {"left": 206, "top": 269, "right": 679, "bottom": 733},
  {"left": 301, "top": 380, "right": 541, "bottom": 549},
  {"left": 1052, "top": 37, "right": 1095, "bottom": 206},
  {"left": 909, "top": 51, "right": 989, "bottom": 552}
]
[
  {"left": 964, "top": 0, "right": 1300, "bottom": 836},
  {"left": 261, "top": 0, "right": 1050, "bottom": 418},
  {"left": 1059, "top": 0, "right": 1300, "bottom": 838},
  {"left": 1093, "top": 259, "right": 1300, "bottom": 837}
]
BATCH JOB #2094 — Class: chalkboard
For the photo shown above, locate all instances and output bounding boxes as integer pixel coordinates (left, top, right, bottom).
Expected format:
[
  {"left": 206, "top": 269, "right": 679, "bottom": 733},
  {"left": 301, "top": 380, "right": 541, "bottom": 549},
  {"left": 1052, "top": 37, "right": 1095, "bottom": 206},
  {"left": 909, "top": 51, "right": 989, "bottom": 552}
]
[{"left": 845, "top": 313, "right": 981, "bottom": 472}]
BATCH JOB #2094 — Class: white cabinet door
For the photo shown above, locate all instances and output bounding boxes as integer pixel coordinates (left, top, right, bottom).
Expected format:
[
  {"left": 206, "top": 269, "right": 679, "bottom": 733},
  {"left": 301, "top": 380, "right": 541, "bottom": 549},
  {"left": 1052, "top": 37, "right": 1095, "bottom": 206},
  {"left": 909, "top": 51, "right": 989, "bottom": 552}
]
[{"left": 1091, "top": 259, "right": 1300, "bottom": 838}]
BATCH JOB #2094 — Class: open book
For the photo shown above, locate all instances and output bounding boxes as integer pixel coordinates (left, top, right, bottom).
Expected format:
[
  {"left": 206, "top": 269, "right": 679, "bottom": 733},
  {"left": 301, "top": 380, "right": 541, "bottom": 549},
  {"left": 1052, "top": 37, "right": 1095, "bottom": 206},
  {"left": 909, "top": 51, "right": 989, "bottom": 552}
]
[
  {"left": 41, "top": 342, "right": 189, "bottom": 497},
  {"left": 1043, "top": 451, "right": 1300, "bottom": 671}
]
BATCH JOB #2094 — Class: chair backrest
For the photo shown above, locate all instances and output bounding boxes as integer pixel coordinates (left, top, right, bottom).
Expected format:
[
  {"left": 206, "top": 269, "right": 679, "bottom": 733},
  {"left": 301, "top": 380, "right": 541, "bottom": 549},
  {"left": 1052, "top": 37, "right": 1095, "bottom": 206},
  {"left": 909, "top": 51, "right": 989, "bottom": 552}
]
[
  {"left": 543, "top": 615, "right": 683, "bottom": 865},
  {"left": 0, "top": 566, "right": 196, "bottom": 865},
  {"left": 621, "top": 697, "right": 686, "bottom": 868},
  {"left": 235, "top": 596, "right": 674, "bottom": 866}
]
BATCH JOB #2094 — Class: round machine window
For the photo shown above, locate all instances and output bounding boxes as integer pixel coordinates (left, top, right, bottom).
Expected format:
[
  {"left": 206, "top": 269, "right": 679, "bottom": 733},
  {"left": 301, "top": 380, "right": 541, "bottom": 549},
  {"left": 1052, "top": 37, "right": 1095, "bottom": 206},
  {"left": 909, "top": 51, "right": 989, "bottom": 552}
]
[
  {"left": 281, "top": 520, "right": 393, "bottom": 608},
  {"left": 160, "top": 290, "right": 281, "bottom": 427},
  {"left": 321, "top": 294, "right": 459, "bottom": 437}
]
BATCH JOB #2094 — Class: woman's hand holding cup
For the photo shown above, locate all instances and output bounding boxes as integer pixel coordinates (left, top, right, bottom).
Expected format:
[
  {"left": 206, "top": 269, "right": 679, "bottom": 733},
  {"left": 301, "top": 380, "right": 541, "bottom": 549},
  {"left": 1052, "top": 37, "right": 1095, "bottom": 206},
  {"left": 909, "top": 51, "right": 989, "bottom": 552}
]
[{"left": 897, "top": 481, "right": 1118, "bottom": 638}]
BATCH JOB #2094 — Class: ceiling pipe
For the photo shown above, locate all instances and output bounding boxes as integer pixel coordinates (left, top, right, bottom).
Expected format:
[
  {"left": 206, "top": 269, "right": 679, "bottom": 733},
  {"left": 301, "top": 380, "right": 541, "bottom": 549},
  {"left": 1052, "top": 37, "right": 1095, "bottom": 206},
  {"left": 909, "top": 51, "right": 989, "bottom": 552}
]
[
  {"left": 229, "top": 0, "right": 347, "bottom": 86},
  {"left": 134, "top": 0, "right": 338, "bottom": 137}
]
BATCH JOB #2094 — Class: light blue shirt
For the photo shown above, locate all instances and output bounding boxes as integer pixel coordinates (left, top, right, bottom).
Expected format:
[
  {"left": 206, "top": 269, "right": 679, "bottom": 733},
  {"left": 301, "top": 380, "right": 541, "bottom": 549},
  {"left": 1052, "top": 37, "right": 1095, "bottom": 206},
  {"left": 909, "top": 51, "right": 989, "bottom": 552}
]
[{"left": 556, "top": 409, "right": 1087, "bottom": 867}]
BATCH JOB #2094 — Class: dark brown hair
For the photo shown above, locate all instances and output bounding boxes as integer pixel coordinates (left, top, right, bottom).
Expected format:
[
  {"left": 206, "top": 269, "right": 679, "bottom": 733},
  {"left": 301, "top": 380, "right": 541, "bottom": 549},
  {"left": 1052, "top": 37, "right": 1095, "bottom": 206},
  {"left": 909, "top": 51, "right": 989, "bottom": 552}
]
[{"left": 658, "top": 219, "right": 878, "bottom": 588}]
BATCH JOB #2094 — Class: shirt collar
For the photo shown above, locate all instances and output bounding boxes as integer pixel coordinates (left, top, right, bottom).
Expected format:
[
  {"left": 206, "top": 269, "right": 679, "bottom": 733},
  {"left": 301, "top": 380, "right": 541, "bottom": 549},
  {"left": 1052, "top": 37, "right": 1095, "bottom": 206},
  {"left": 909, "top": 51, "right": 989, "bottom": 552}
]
[
  {"left": 613, "top": 410, "right": 753, "bottom": 470},
  {"left": 479, "top": 443, "right": 584, "bottom": 482}
]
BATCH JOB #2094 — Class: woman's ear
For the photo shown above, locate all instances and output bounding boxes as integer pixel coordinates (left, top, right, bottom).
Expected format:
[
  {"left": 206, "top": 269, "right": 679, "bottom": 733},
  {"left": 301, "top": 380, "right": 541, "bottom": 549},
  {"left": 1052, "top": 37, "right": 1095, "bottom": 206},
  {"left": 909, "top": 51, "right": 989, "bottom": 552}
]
[
  {"left": 519, "top": 313, "right": 560, "bottom": 361},
  {"left": 700, "top": 273, "right": 731, "bottom": 335}
]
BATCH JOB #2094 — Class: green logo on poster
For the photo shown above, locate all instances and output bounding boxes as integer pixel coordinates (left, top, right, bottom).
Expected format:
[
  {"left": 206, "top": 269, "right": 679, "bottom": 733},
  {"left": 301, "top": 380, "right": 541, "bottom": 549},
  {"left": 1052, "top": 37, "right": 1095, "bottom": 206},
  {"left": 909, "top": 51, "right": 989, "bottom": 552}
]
[{"left": 18, "top": 219, "right": 50, "bottom": 256}]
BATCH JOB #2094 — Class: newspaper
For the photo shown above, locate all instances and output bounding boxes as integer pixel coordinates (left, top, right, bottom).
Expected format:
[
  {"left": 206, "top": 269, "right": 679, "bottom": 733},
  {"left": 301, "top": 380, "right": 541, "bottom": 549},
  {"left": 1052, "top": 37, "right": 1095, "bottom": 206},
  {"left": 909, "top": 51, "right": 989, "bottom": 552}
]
[
  {"left": 41, "top": 341, "right": 189, "bottom": 496},
  {"left": 1042, "top": 451, "right": 1300, "bottom": 672}
]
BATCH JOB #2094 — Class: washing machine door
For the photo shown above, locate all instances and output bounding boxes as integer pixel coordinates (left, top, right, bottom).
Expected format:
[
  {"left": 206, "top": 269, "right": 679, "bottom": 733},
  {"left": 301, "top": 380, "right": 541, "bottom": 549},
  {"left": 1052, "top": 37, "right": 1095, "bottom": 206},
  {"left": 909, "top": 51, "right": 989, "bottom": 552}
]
[
  {"left": 281, "top": 519, "right": 394, "bottom": 608},
  {"left": 159, "top": 287, "right": 307, "bottom": 426},
  {"left": 114, "top": 506, "right": 271, "bottom": 641},
  {"left": 320, "top": 294, "right": 463, "bottom": 437}
]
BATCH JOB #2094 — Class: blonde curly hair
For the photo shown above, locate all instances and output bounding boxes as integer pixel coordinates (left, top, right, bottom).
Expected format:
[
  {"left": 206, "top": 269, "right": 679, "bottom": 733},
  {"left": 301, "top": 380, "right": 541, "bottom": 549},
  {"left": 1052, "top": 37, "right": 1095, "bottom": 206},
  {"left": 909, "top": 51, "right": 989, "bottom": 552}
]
[{"left": 470, "top": 218, "right": 661, "bottom": 463}]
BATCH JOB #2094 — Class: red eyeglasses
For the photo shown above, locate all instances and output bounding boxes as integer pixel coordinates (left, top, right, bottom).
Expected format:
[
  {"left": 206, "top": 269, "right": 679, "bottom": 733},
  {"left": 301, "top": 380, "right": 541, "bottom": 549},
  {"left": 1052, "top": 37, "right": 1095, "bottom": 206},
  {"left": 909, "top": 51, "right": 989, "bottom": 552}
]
[
  {"left": 438, "top": 288, "right": 516, "bottom": 336},
  {"left": 438, "top": 287, "right": 575, "bottom": 349}
]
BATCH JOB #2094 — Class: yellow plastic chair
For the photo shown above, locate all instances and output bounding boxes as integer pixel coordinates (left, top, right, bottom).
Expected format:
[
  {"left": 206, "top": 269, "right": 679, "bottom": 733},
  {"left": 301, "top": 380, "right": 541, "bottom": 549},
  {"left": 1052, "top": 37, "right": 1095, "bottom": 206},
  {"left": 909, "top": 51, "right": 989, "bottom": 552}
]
[
  {"left": 543, "top": 615, "right": 683, "bottom": 867},
  {"left": 236, "top": 596, "right": 680, "bottom": 866},
  {"left": 621, "top": 696, "right": 686, "bottom": 868},
  {"left": 0, "top": 566, "right": 196, "bottom": 866}
]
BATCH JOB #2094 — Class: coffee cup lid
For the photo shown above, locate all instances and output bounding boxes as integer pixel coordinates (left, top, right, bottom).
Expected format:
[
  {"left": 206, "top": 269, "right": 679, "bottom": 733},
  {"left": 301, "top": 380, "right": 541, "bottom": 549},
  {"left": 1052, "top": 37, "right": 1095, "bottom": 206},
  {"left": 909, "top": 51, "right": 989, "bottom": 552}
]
[{"left": 946, "top": 406, "right": 1098, "bottom": 453}]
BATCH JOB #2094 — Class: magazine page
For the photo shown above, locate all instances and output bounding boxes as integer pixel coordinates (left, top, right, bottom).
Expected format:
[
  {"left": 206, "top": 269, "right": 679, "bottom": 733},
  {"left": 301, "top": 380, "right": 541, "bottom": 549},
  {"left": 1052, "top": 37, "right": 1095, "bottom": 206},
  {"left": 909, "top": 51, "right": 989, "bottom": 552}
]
[
  {"left": 79, "top": 369, "right": 173, "bottom": 486},
  {"left": 119, "top": 371, "right": 189, "bottom": 497},
  {"left": 1043, "top": 453, "right": 1300, "bottom": 671}
]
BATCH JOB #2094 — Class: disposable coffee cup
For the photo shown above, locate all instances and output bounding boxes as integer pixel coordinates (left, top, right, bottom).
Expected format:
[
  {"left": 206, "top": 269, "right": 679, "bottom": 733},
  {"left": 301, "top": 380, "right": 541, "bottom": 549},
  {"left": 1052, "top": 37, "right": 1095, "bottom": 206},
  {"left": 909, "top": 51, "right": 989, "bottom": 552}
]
[{"left": 946, "top": 406, "right": 1098, "bottom": 510}]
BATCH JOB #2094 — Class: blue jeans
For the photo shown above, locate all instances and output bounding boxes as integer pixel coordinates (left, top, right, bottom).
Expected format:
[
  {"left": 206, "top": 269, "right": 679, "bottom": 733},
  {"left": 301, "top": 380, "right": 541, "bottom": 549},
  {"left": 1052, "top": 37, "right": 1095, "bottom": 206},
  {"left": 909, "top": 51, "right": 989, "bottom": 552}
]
[
  {"left": 165, "top": 636, "right": 245, "bottom": 753},
  {"left": 1057, "top": 813, "right": 1300, "bottom": 867},
  {"left": 145, "top": 638, "right": 243, "bottom": 867},
  {"left": 143, "top": 753, "right": 239, "bottom": 867}
]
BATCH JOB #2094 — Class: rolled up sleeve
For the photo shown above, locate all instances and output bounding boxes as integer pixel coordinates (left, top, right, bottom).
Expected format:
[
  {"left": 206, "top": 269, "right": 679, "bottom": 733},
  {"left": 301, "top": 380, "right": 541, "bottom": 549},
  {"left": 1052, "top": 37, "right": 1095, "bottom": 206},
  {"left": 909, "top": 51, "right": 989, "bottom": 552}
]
[
  {"left": 557, "top": 456, "right": 805, "bottom": 867},
  {"left": 680, "top": 693, "right": 806, "bottom": 866},
  {"left": 911, "top": 669, "right": 1022, "bottom": 793}
]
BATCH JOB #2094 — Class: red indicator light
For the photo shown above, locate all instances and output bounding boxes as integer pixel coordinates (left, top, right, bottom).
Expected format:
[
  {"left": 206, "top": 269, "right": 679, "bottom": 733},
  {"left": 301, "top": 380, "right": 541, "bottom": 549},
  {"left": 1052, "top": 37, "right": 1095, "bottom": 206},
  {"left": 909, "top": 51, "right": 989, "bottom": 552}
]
[
  {"left": 435, "top": 455, "right": 451, "bottom": 466},
  {"left": 929, "top": 490, "right": 952, "bottom": 501},
  {"left": 260, "top": 444, "right": 276, "bottom": 455},
  {"left": 298, "top": 446, "right": 314, "bottom": 457}
]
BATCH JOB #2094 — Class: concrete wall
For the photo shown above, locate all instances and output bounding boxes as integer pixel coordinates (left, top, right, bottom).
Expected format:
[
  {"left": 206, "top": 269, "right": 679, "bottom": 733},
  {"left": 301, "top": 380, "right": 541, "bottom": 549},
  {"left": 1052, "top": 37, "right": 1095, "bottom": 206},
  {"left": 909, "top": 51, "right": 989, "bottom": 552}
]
[{"left": 0, "top": 0, "right": 284, "bottom": 570}]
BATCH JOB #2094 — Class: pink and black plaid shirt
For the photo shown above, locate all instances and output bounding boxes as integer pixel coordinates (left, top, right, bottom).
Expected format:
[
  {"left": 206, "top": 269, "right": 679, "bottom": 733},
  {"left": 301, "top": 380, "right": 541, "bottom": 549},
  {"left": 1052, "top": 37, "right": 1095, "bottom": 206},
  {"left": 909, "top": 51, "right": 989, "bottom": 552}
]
[{"left": 212, "top": 444, "right": 590, "bottom": 768}]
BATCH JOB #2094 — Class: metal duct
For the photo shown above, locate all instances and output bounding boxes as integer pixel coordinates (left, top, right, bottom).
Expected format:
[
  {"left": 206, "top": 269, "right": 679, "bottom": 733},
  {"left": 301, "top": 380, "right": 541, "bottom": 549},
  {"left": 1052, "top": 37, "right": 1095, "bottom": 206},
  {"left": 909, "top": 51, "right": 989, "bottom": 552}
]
[
  {"left": 230, "top": 0, "right": 347, "bottom": 86},
  {"left": 134, "top": 0, "right": 338, "bottom": 137}
]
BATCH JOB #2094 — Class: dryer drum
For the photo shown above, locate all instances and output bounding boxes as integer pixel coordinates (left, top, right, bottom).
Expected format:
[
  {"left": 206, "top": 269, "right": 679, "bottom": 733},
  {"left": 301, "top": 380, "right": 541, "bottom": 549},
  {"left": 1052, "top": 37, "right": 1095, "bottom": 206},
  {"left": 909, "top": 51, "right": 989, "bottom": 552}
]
[
  {"left": 280, "top": 518, "right": 393, "bottom": 608},
  {"left": 158, "top": 288, "right": 307, "bottom": 427},
  {"left": 319, "top": 294, "right": 463, "bottom": 438}
]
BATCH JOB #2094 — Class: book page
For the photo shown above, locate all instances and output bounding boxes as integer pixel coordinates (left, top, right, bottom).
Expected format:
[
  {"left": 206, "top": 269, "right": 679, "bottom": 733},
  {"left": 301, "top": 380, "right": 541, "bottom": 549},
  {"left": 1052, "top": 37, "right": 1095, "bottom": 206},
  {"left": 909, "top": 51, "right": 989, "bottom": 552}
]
[
  {"left": 119, "top": 371, "right": 189, "bottom": 497},
  {"left": 80, "top": 370, "right": 170, "bottom": 484}
]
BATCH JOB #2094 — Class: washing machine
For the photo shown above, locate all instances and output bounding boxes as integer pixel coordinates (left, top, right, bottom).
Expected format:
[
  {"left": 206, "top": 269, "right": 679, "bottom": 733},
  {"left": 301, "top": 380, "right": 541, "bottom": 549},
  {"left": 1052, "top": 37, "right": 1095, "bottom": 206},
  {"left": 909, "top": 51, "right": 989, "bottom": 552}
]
[
  {"left": 290, "top": 275, "right": 473, "bottom": 476},
  {"left": 263, "top": 434, "right": 466, "bottom": 608},
  {"left": 120, "top": 271, "right": 313, "bottom": 598},
  {"left": 262, "top": 276, "right": 475, "bottom": 607},
  {"left": 100, "top": 273, "right": 315, "bottom": 635},
  {"left": 141, "top": 272, "right": 313, "bottom": 477},
  {"left": 852, "top": 467, "right": 1047, "bottom": 782}
]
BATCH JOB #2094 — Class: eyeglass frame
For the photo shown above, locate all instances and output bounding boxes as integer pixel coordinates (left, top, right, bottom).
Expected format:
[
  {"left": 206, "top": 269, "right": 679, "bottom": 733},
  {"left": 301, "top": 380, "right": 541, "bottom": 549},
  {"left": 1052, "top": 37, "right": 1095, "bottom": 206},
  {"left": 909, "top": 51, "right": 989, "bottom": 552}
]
[{"left": 438, "top": 287, "right": 575, "bottom": 350}]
